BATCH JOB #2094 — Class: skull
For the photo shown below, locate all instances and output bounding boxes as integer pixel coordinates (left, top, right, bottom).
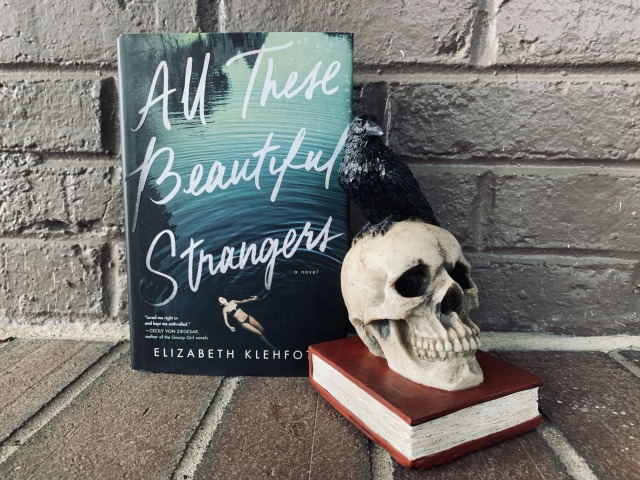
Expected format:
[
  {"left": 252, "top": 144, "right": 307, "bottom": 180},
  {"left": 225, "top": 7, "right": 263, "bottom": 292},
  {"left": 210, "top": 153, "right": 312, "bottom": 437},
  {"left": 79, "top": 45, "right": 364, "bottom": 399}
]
[{"left": 341, "top": 220, "right": 483, "bottom": 391}]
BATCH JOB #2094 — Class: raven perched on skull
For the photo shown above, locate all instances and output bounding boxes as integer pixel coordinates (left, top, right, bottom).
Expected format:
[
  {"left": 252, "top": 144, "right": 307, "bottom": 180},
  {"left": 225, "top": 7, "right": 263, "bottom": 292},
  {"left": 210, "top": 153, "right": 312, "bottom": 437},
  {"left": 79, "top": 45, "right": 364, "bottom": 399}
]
[{"left": 338, "top": 114, "right": 439, "bottom": 242}]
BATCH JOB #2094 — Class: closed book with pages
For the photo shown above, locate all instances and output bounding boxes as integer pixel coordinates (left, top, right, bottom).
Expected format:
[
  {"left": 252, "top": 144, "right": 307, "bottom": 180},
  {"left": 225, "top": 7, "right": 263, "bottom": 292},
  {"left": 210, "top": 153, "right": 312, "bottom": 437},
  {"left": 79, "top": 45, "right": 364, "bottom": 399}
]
[{"left": 309, "top": 336, "right": 543, "bottom": 469}]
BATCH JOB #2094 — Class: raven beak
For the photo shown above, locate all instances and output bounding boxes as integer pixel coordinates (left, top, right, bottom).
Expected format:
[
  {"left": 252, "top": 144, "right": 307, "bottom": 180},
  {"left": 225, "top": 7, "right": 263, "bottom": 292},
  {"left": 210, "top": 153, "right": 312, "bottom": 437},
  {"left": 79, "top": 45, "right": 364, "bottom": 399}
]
[{"left": 365, "top": 122, "right": 384, "bottom": 137}]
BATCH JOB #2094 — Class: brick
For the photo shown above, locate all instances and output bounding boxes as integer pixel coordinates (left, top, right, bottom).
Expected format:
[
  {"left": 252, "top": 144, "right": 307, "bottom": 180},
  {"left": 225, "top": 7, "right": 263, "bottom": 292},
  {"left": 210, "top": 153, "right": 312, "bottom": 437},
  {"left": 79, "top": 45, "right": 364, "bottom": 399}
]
[
  {"left": 387, "top": 78, "right": 640, "bottom": 161},
  {"left": 0, "top": 156, "right": 124, "bottom": 236},
  {"left": 620, "top": 350, "right": 640, "bottom": 365},
  {"left": 0, "top": 337, "right": 43, "bottom": 368},
  {"left": 0, "top": 0, "right": 197, "bottom": 64},
  {"left": 496, "top": 1, "right": 640, "bottom": 66},
  {"left": 0, "top": 79, "right": 103, "bottom": 153},
  {"left": 195, "top": 377, "right": 370, "bottom": 479},
  {"left": 310, "top": 394, "right": 372, "bottom": 479},
  {"left": 223, "top": 1, "right": 478, "bottom": 66},
  {"left": 0, "top": 339, "right": 112, "bottom": 442},
  {"left": 353, "top": 82, "right": 389, "bottom": 122},
  {"left": 64, "top": 162, "right": 124, "bottom": 231},
  {"left": 0, "top": 154, "right": 66, "bottom": 235},
  {"left": 411, "top": 166, "right": 479, "bottom": 248},
  {"left": 1, "top": 240, "right": 105, "bottom": 316},
  {"left": 393, "top": 429, "right": 568, "bottom": 479},
  {"left": 484, "top": 169, "right": 640, "bottom": 252},
  {"left": 1, "top": 347, "right": 221, "bottom": 480},
  {"left": 501, "top": 351, "right": 640, "bottom": 480},
  {"left": 467, "top": 254, "right": 640, "bottom": 335}
]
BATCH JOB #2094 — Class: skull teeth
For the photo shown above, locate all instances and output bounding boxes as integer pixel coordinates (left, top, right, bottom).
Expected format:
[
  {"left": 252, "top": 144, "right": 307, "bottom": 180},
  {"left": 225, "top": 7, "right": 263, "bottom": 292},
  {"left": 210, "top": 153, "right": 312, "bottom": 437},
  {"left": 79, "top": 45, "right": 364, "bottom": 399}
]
[
  {"left": 409, "top": 332, "right": 480, "bottom": 361},
  {"left": 468, "top": 321, "right": 481, "bottom": 336}
]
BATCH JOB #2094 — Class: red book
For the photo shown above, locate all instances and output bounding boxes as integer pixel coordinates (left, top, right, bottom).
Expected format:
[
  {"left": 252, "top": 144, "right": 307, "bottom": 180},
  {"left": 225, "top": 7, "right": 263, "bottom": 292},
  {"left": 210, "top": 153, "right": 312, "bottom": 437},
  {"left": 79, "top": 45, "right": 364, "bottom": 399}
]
[{"left": 309, "top": 336, "right": 543, "bottom": 469}]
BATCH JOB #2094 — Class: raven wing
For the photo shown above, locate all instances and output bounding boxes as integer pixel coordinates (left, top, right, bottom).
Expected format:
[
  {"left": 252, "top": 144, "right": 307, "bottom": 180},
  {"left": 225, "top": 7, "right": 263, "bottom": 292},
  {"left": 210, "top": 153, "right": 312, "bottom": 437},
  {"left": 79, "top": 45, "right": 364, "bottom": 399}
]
[{"left": 382, "top": 159, "right": 440, "bottom": 226}]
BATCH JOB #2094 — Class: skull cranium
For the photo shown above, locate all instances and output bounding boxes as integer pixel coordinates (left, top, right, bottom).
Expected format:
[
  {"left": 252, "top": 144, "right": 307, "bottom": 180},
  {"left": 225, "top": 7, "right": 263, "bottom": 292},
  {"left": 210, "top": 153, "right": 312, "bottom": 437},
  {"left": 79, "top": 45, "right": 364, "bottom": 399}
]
[{"left": 341, "top": 220, "right": 483, "bottom": 391}]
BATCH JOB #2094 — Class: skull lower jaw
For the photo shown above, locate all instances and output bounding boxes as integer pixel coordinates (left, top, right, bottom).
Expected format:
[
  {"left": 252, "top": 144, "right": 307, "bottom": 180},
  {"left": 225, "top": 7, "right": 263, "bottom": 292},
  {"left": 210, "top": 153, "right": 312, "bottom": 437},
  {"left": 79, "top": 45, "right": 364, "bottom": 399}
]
[
  {"left": 387, "top": 353, "right": 484, "bottom": 391},
  {"left": 367, "top": 320, "right": 484, "bottom": 391}
]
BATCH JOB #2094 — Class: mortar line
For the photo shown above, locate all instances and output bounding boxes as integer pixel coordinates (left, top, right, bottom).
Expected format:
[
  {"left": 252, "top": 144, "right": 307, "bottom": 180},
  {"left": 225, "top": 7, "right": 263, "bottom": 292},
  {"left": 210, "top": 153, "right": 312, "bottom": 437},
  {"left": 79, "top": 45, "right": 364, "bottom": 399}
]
[
  {"left": 473, "top": 248, "right": 640, "bottom": 262},
  {"left": 0, "top": 226, "right": 124, "bottom": 242},
  {"left": 0, "top": 66, "right": 116, "bottom": 79},
  {"left": 402, "top": 158, "right": 640, "bottom": 175},
  {"left": 483, "top": 0, "right": 501, "bottom": 67},
  {"left": 609, "top": 351, "right": 640, "bottom": 379},
  {"left": 307, "top": 393, "right": 321, "bottom": 480},
  {"left": 3, "top": 332, "right": 640, "bottom": 351},
  {"left": 2, "top": 61, "right": 640, "bottom": 79},
  {"left": 43, "top": 156, "right": 121, "bottom": 168},
  {"left": 171, "top": 376, "right": 241, "bottom": 480},
  {"left": 482, "top": 333, "right": 640, "bottom": 352},
  {"left": 538, "top": 422, "right": 599, "bottom": 480},
  {"left": 0, "top": 342, "right": 127, "bottom": 466},
  {"left": 217, "top": 0, "right": 227, "bottom": 33},
  {"left": 370, "top": 442, "right": 394, "bottom": 480},
  {"left": 468, "top": 0, "right": 500, "bottom": 68},
  {"left": 0, "top": 149, "right": 116, "bottom": 161},
  {"left": 354, "top": 62, "right": 640, "bottom": 78}
]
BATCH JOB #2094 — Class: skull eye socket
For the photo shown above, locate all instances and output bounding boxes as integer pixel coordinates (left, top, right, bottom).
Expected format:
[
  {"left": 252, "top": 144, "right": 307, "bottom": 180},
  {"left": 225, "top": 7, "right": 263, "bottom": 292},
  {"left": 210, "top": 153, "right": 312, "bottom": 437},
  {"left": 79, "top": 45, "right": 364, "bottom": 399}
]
[
  {"left": 394, "top": 264, "right": 429, "bottom": 298},
  {"left": 447, "top": 262, "right": 472, "bottom": 290}
]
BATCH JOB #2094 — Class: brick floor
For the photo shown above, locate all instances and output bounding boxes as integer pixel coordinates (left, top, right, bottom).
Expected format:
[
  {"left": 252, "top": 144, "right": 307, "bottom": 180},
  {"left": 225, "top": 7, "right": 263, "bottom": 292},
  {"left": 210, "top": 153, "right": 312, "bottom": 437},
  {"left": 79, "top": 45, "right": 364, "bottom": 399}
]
[
  {"left": 0, "top": 339, "right": 113, "bottom": 443},
  {"left": 194, "top": 377, "right": 370, "bottom": 480},
  {"left": 0, "top": 338, "right": 639, "bottom": 479},
  {"left": 500, "top": 351, "right": 640, "bottom": 480}
]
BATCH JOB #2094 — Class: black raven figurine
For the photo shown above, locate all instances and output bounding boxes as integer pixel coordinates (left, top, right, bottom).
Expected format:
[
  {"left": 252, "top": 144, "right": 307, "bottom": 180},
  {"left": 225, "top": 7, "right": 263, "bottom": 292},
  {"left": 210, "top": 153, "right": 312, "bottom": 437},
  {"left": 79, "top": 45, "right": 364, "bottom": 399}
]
[{"left": 339, "top": 114, "right": 440, "bottom": 241}]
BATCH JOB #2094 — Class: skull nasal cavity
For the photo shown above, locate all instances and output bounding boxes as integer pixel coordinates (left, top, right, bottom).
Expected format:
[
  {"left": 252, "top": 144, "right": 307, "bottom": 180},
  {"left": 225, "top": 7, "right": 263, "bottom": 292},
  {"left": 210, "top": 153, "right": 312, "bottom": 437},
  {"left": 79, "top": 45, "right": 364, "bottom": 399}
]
[
  {"left": 440, "top": 286, "right": 463, "bottom": 316},
  {"left": 394, "top": 263, "right": 429, "bottom": 298}
]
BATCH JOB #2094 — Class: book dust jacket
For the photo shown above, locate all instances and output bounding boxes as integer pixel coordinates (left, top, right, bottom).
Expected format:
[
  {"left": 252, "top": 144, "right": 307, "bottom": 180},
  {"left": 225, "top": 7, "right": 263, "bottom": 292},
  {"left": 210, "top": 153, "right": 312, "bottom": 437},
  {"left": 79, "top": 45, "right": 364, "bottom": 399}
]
[{"left": 117, "top": 33, "right": 353, "bottom": 376}]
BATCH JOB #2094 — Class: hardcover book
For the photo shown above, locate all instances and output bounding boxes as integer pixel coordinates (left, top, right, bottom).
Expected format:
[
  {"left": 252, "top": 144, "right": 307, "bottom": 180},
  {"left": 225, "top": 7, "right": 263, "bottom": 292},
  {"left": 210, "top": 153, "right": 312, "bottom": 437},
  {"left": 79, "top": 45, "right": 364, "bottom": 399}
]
[
  {"left": 309, "top": 336, "right": 543, "bottom": 469},
  {"left": 118, "top": 33, "right": 353, "bottom": 376}
]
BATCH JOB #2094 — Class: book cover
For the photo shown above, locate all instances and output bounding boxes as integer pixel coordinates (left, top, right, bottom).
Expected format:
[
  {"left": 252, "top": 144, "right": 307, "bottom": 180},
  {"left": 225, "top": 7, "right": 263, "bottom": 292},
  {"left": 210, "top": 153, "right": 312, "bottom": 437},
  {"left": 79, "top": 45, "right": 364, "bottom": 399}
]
[
  {"left": 118, "top": 33, "right": 353, "bottom": 376},
  {"left": 309, "top": 336, "right": 543, "bottom": 468}
]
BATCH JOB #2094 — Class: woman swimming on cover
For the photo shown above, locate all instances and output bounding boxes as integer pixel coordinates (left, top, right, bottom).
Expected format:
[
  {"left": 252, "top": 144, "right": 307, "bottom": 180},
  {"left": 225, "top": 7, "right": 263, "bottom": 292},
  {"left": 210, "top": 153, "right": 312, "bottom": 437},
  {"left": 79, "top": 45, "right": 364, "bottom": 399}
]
[{"left": 218, "top": 296, "right": 275, "bottom": 349}]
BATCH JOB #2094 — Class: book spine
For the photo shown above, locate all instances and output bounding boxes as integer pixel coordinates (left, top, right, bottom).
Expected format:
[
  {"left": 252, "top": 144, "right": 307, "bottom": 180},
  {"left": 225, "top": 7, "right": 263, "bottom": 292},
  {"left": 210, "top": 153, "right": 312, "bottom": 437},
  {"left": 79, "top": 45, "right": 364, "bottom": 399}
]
[{"left": 116, "top": 36, "right": 139, "bottom": 369}]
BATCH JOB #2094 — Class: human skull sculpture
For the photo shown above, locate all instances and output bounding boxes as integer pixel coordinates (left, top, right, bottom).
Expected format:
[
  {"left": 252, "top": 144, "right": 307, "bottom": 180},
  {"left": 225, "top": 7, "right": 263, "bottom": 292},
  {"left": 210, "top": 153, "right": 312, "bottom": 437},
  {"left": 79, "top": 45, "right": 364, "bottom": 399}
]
[{"left": 341, "top": 220, "right": 483, "bottom": 391}]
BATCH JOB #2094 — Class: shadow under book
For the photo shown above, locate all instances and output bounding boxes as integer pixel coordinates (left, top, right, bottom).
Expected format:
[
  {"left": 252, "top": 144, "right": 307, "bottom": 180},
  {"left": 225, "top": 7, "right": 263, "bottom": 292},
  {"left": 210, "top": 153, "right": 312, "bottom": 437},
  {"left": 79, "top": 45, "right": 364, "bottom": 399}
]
[{"left": 309, "top": 336, "right": 543, "bottom": 469}]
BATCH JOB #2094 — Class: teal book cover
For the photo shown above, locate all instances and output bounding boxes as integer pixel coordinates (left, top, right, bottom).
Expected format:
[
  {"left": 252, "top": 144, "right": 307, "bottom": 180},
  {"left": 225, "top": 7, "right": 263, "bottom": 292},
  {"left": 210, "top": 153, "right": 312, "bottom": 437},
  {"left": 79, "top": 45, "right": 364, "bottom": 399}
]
[{"left": 117, "top": 33, "right": 353, "bottom": 376}]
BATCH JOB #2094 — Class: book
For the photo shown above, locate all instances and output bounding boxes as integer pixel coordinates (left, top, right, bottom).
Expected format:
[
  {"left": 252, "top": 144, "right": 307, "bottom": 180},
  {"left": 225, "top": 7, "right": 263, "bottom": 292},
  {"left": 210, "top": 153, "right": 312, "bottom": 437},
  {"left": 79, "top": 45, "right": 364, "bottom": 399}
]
[
  {"left": 309, "top": 336, "right": 543, "bottom": 469},
  {"left": 117, "top": 33, "right": 353, "bottom": 376}
]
